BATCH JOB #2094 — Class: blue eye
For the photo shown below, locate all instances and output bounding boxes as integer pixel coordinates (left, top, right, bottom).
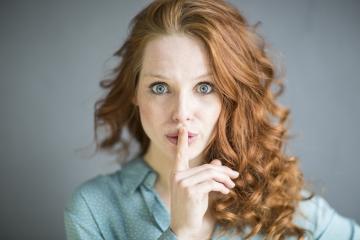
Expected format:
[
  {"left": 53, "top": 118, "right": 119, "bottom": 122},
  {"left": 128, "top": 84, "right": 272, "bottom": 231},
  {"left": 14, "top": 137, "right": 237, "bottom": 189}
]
[
  {"left": 197, "top": 82, "right": 214, "bottom": 94},
  {"left": 148, "top": 81, "right": 215, "bottom": 95},
  {"left": 149, "top": 82, "right": 168, "bottom": 95}
]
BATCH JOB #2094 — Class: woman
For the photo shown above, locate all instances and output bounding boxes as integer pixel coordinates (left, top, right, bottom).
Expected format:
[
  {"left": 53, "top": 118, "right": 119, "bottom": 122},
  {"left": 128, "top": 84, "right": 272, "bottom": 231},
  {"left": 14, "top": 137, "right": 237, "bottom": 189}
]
[{"left": 64, "top": 0, "right": 360, "bottom": 239}]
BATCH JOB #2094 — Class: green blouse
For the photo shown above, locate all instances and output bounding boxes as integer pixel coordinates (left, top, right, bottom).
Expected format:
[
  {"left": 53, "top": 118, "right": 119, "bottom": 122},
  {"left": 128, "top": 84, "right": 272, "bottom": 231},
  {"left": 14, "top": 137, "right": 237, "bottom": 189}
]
[{"left": 64, "top": 156, "right": 360, "bottom": 239}]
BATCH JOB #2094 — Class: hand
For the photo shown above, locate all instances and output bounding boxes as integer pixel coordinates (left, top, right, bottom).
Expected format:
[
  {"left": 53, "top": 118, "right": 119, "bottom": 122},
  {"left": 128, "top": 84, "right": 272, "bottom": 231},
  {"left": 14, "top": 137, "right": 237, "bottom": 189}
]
[{"left": 169, "top": 126, "right": 240, "bottom": 239}]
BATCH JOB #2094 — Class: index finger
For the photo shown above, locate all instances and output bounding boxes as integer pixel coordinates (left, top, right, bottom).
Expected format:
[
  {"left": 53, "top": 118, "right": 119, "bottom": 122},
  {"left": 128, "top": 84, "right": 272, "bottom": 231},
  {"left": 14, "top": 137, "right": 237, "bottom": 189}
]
[{"left": 174, "top": 126, "right": 189, "bottom": 171}]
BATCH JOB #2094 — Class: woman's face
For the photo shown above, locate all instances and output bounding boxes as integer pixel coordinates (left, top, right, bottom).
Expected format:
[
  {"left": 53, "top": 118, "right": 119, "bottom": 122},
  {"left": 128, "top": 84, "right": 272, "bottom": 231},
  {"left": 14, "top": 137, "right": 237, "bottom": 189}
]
[{"left": 134, "top": 34, "right": 222, "bottom": 162}]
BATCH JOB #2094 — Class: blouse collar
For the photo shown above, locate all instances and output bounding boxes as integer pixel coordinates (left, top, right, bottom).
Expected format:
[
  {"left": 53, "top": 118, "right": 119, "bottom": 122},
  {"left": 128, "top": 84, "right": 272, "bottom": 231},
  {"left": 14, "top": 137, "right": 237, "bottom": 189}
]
[{"left": 117, "top": 155, "right": 159, "bottom": 194}]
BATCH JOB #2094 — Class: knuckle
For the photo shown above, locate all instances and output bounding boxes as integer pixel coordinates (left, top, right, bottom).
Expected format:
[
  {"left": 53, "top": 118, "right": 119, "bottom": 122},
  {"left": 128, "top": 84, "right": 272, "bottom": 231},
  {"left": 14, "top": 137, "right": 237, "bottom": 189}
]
[
  {"left": 215, "top": 173, "right": 226, "bottom": 182},
  {"left": 178, "top": 179, "right": 188, "bottom": 189},
  {"left": 211, "top": 180, "right": 218, "bottom": 188},
  {"left": 226, "top": 167, "right": 234, "bottom": 174},
  {"left": 224, "top": 166, "right": 232, "bottom": 172},
  {"left": 212, "top": 159, "right": 221, "bottom": 164},
  {"left": 172, "top": 173, "right": 182, "bottom": 183},
  {"left": 219, "top": 184, "right": 226, "bottom": 192},
  {"left": 225, "top": 167, "right": 235, "bottom": 175},
  {"left": 203, "top": 163, "right": 211, "bottom": 169},
  {"left": 208, "top": 169, "right": 217, "bottom": 176},
  {"left": 184, "top": 186, "right": 194, "bottom": 196},
  {"left": 207, "top": 163, "right": 217, "bottom": 169},
  {"left": 226, "top": 175, "right": 232, "bottom": 182},
  {"left": 218, "top": 182, "right": 227, "bottom": 190}
]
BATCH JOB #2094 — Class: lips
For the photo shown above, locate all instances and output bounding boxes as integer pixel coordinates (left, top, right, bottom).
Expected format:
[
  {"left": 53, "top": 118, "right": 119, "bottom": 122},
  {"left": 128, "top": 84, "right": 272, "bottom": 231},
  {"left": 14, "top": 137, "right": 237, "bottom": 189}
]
[
  {"left": 166, "top": 135, "right": 197, "bottom": 145},
  {"left": 166, "top": 131, "right": 198, "bottom": 138},
  {"left": 166, "top": 131, "right": 198, "bottom": 145}
]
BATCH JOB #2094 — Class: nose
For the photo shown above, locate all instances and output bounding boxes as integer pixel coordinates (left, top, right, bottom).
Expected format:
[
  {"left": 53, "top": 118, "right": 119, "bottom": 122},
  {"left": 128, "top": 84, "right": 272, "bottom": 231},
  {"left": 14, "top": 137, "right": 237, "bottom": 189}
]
[{"left": 171, "top": 92, "right": 193, "bottom": 123}]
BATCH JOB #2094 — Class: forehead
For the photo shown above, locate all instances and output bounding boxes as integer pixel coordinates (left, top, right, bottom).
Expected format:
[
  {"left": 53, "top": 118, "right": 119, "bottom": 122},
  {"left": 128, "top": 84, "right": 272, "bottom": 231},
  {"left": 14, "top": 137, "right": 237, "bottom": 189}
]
[{"left": 140, "top": 34, "right": 211, "bottom": 80}]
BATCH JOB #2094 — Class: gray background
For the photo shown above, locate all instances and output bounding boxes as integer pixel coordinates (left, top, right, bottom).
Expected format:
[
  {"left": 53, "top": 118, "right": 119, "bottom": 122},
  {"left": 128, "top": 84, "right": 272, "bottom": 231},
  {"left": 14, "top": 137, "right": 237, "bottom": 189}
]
[{"left": 1, "top": 0, "right": 359, "bottom": 239}]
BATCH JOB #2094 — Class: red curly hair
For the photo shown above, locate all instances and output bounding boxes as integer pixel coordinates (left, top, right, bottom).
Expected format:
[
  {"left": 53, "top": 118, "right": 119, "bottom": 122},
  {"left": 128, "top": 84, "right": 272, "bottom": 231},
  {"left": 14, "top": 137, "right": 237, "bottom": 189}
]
[{"left": 93, "top": 0, "right": 314, "bottom": 239}]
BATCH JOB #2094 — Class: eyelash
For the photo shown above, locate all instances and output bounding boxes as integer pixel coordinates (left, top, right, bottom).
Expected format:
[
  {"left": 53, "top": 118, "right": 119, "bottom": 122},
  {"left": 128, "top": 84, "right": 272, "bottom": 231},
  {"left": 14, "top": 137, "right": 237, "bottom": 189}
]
[{"left": 148, "top": 81, "right": 215, "bottom": 95}]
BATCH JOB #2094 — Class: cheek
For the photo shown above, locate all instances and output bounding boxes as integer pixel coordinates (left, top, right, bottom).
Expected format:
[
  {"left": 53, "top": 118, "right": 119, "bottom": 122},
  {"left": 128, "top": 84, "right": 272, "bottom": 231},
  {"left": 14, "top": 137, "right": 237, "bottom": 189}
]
[
  {"left": 201, "top": 98, "right": 222, "bottom": 126},
  {"left": 200, "top": 102, "right": 221, "bottom": 140},
  {"left": 206, "top": 108, "right": 221, "bottom": 132},
  {"left": 138, "top": 98, "right": 164, "bottom": 134}
]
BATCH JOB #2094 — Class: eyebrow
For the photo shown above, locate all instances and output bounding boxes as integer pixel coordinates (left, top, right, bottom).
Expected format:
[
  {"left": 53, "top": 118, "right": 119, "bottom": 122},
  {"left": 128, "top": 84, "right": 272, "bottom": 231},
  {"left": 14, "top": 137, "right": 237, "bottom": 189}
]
[{"left": 143, "top": 72, "right": 212, "bottom": 81}]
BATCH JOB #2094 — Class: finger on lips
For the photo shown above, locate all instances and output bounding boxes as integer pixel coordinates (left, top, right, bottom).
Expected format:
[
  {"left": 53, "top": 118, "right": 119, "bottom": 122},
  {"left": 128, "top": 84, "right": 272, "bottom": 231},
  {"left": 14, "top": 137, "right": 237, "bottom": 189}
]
[{"left": 175, "top": 126, "right": 189, "bottom": 171}]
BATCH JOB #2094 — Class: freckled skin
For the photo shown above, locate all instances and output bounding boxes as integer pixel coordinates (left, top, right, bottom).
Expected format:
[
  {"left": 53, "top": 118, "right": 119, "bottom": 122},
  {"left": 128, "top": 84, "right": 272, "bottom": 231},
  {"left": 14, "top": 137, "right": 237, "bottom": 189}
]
[{"left": 133, "top": 33, "right": 222, "bottom": 177}]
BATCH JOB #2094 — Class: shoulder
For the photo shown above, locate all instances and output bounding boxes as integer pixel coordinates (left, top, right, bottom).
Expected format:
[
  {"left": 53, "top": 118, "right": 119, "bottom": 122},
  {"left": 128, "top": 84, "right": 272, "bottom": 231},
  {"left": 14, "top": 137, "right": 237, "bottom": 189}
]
[
  {"left": 294, "top": 190, "right": 360, "bottom": 239},
  {"left": 64, "top": 157, "right": 149, "bottom": 215},
  {"left": 64, "top": 161, "right": 148, "bottom": 239},
  {"left": 63, "top": 168, "right": 130, "bottom": 236},
  {"left": 74, "top": 171, "right": 122, "bottom": 200},
  {"left": 64, "top": 170, "right": 122, "bottom": 216}
]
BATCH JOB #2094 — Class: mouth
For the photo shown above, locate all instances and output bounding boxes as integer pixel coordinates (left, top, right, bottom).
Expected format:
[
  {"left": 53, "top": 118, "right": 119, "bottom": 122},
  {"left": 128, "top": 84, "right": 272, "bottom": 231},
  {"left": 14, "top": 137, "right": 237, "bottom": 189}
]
[{"left": 166, "top": 135, "right": 198, "bottom": 145}]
